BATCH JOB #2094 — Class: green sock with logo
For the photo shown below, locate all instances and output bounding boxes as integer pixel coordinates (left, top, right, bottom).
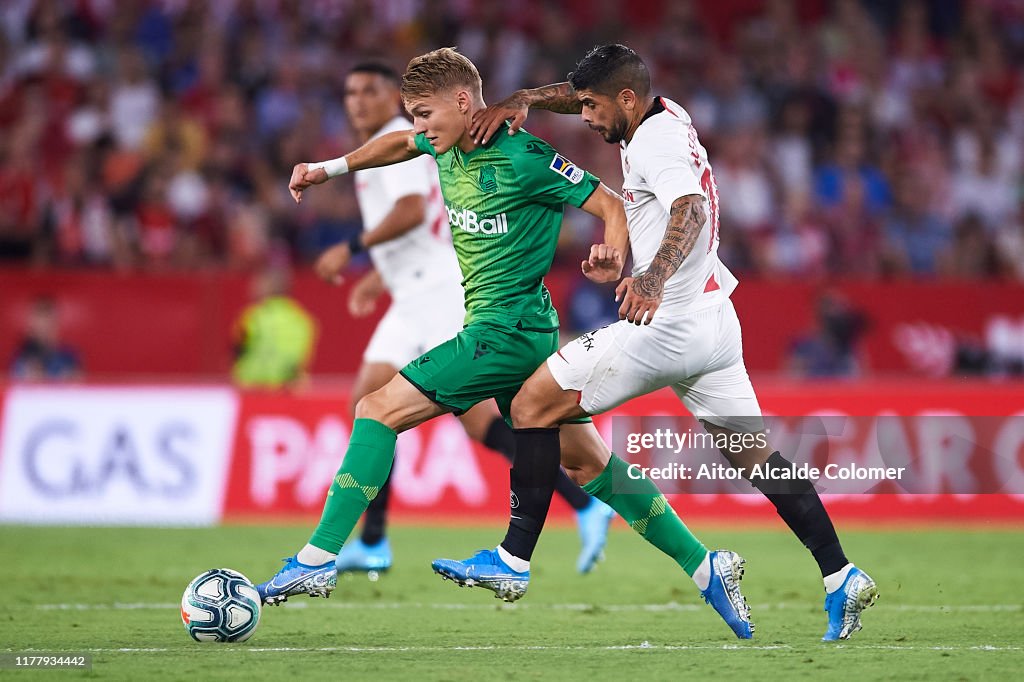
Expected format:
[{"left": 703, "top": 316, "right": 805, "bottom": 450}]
[
  {"left": 583, "top": 454, "right": 707, "bottom": 576},
  {"left": 307, "top": 418, "right": 397, "bottom": 554}
]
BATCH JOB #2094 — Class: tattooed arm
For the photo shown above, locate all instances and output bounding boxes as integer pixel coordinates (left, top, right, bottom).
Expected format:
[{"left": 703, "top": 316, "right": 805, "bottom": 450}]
[
  {"left": 471, "top": 82, "right": 582, "bottom": 144},
  {"left": 617, "top": 194, "right": 707, "bottom": 325},
  {"left": 516, "top": 82, "right": 582, "bottom": 113}
]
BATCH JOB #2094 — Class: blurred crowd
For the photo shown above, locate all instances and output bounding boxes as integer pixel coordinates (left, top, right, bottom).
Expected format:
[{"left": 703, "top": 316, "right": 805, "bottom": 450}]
[{"left": 1, "top": 0, "right": 1023, "bottom": 281}]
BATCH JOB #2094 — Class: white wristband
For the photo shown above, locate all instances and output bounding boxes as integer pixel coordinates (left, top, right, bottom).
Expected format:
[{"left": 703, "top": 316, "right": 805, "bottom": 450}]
[{"left": 308, "top": 156, "right": 349, "bottom": 178}]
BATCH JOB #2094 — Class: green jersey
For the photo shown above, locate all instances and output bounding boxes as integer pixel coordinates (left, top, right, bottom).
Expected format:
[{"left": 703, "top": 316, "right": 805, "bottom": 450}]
[{"left": 414, "top": 126, "right": 599, "bottom": 328}]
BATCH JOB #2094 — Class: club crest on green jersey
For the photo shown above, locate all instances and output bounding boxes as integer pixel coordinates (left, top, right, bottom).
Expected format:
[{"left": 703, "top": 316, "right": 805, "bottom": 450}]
[
  {"left": 549, "top": 154, "right": 585, "bottom": 184},
  {"left": 478, "top": 165, "right": 498, "bottom": 193}
]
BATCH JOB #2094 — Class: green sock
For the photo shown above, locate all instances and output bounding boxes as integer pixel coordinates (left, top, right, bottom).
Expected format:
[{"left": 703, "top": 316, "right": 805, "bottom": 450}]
[
  {"left": 308, "top": 418, "right": 397, "bottom": 553},
  {"left": 583, "top": 454, "right": 707, "bottom": 576}
]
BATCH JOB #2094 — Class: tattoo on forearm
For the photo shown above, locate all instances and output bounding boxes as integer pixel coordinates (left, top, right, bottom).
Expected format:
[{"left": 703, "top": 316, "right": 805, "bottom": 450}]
[
  {"left": 526, "top": 82, "right": 582, "bottom": 114},
  {"left": 633, "top": 195, "right": 707, "bottom": 298}
]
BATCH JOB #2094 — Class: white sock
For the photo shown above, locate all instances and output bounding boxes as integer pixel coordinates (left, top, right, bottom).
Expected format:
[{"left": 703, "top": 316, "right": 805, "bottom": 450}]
[
  {"left": 692, "top": 552, "right": 712, "bottom": 591},
  {"left": 497, "top": 545, "right": 530, "bottom": 573},
  {"left": 296, "top": 543, "right": 336, "bottom": 566},
  {"left": 823, "top": 563, "right": 855, "bottom": 593}
]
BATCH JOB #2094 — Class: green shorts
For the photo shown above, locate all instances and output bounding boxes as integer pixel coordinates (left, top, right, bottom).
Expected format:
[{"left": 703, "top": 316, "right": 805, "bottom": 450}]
[{"left": 399, "top": 318, "right": 590, "bottom": 424}]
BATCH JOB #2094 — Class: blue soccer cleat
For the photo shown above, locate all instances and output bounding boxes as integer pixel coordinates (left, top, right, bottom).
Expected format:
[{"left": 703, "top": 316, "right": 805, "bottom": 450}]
[
  {"left": 255, "top": 555, "right": 337, "bottom": 606},
  {"left": 335, "top": 538, "right": 393, "bottom": 580},
  {"left": 431, "top": 549, "right": 529, "bottom": 602},
  {"left": 823, "top": 566, "right": 878, "bottom": 641},
  {"left": 576, "top": 497, "right": 615, "bottom": 574},
  {"left": 700, "top": 550, "right": 754, "bottom": 639}
]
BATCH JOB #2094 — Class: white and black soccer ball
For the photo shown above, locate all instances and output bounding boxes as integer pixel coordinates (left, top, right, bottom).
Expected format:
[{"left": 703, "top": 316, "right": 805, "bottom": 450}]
[{"left": 181, "top": 568, "right": 262, "bottom": 642}]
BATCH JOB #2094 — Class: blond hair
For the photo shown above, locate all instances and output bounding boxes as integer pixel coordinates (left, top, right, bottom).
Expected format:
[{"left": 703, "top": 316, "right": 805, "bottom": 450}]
[{"left": 401, "top": 47, "right": 482, "bottom": 101}]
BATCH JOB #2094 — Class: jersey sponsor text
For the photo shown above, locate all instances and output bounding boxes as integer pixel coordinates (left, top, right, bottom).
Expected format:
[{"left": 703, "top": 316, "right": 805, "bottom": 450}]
[{"left": 445, "top": 204, "right": 509, "bottom": 235}]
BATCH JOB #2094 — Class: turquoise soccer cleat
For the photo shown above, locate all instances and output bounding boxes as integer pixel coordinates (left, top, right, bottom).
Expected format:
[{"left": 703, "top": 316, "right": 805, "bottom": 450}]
[
  {"left": 431, "top": 549, "right": 529, "bottom": 602},
  {"left": 700, "top": 550, "right": 755, "bottom": 639},
  {"left": 255, "top": 555, "right": 337, "bottom": 605},
  {"left": 823, "top": 566, "right": 878, "bottom": 641},
  {"left": 335, "top": 538, "right": 393, "bottom": 580}
]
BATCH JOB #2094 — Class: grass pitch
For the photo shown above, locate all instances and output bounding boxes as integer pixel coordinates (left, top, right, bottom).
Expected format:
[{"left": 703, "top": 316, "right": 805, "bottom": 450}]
[{"left": 1, "top": 522, "right": 1021, "bottom": 680}]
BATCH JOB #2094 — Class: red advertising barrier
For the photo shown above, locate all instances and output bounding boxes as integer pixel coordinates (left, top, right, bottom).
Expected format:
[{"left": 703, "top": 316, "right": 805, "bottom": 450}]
[
  {"left": 731, "top": 281, "right": 1024, "bottom": 376},
  {"left": 222, "top": 380, "right": 1024, "bottom": 524},
  {"left": 1, "top": 381, "right": 1021, "bottom": 525},
  {"left": 224, "top": 392, "right": 501, "bottom": 521},
  {"left": 3, "top": 268, "right": 1023, "bottom": 376}
]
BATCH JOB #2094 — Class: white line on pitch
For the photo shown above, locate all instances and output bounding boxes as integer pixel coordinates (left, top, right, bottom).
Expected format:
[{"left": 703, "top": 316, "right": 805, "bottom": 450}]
[
  {"left": 34, "top": 602, "right": 1024, "bottom": 613},
  {"left": 4, "top": 644, "right": 1022, "bottom": 653}
]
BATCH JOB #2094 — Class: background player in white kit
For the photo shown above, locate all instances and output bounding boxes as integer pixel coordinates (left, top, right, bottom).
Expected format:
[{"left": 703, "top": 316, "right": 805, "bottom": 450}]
[
  {"left": 468, "top": 45, "right": 878, "bottom": 641},
  {"left": 313, "top": 62, "right": 614, "bottom": 576}
]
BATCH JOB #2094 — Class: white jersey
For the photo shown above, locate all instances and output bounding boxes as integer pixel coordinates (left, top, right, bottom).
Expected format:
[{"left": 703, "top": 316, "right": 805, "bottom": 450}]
[
  {"left": 355, "top": 116, "right": 462, "bottom": 298},
  {"left": 621, "top": 97, "right": 738, "bottom": 313}
]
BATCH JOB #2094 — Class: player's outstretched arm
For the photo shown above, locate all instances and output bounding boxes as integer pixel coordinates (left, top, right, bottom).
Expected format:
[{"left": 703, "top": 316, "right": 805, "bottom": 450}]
[
  {"left": 289, "top": 131, "right": 422, "bottom": 203},
  {"left": 471, "top": 82, "right": 582, "bottom": 144},
  {"left": 618, "top": 193, "right": 706, "bottom": 325},
  {"left": 579, "top": 183, "right": 629, "bottom": 284}
]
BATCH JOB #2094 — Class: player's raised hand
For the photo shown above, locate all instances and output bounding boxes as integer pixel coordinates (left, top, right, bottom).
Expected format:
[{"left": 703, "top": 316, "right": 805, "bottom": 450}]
[
  {"left": 616, "top": 274, "right": 663, "bottom": 325},
  {"left": 471, "top": 91, "right": 531, "bottom": 144},
  {"left": 581, "top": 243, "right": 623, "bottom": 283},
  {"left": 289, "top": 163, "right": 328, "bottom": 204},
  {"left": 314, "top": 242, "right": 352, "bottom": 285}
]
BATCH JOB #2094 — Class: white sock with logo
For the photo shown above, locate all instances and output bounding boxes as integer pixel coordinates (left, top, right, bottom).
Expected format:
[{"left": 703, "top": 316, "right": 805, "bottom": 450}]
[
  {"left": 296, "top": 544, "right": 336, "bottom": 566},
  {"left": 823, "top": 563, "right": 855, "bottom": 593},
  {"left": 692, "top": 552, "right": 712, "bottom": 591},
  {"left": 497, "top": 546, "right": 530, "bottom": 573}
]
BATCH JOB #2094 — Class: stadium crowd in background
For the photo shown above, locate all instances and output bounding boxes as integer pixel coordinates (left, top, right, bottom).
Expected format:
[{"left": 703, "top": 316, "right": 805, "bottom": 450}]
[{"left": 0, "top": 0, "right": 1022, "bottom": 283}]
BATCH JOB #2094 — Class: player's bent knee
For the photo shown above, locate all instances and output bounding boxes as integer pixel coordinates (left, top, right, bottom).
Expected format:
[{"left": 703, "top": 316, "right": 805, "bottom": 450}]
[
  {"left": 354, "top": 376, "right": 446, "bottom": 433},
  {"left": 354, "top": 390, "right": 391, "bottom": 424},
  {"left": 352, "top": 394, "right": 376, "bottom": 421},
  {"left": 510, "top": 388, "right": 556, "bottom": 429},
  {"left": 512, "top": 366, "right": 585, "bottom": 428}
]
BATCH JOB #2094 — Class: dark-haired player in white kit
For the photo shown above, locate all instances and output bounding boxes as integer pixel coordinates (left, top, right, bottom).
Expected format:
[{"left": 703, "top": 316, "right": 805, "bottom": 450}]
[
  {"left": 318, "top": 61, "right": 614, "bottom": 578},
  {"left": 464, "top": 44, "right": 877, "bottom": 641}
]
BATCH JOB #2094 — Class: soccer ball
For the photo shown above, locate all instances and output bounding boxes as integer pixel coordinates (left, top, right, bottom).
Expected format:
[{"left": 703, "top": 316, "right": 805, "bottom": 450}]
[{"left": 181, "top": 568, "right": 262, "bottom": 642}]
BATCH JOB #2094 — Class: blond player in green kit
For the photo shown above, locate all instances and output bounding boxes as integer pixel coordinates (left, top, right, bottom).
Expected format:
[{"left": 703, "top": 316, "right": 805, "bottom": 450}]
[{"left": 254, "top": 48, "right": 754, "bottom": 640}]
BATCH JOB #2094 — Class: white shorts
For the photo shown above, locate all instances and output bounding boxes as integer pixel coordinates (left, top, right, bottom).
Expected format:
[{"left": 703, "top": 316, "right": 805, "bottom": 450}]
[
  {"left": 363, "top": 280, "right": 466, "bottom": 369},
  {"left": 547, "top": 299, "right": 763, "bottom": 431}
]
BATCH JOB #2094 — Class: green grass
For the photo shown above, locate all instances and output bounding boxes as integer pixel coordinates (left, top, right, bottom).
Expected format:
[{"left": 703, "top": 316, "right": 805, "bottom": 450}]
[{"left": 1, "top": 523, "right": 1021, "bottom": 680}]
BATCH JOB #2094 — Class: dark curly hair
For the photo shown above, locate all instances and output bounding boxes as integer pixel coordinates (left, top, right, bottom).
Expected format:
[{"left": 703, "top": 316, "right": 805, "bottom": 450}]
[{"left": 568, "top": 44, "right": 650, "bottom": 98}]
